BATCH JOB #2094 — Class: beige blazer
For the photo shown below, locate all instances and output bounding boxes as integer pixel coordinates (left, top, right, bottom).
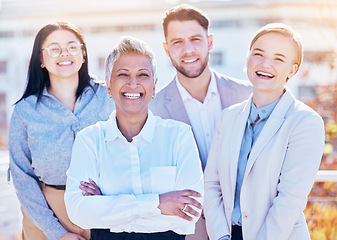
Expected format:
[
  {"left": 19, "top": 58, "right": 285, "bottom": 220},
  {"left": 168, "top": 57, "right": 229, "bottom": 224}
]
[
  {"left": 149, "top": 71, "right": 252, "bottom": 126},
  {"left": 204, "top": 90, "right": 325, "bottom": 240}
]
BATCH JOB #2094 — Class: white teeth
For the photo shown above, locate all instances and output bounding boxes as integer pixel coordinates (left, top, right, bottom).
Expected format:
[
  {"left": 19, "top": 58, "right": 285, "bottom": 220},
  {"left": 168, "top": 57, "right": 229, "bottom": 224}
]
[
  {"left": 257, "top": 71, "right": 274, "bottom": 78},
  {"left": 183, "top": 58, "right": 197, "bottom": 63},
  {"left": 124, "top": 93, "right": 141, "bottom": 99},
  {"left": 58, "top": 61, "right": 72, "bottom": 65}
]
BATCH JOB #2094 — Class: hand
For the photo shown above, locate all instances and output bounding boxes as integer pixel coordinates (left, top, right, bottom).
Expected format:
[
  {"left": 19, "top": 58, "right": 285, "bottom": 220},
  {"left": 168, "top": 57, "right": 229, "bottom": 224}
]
[
  {"left": 79, "top": 178, "right": 102, "bottom": 196},
  {"left": 59, "top": 232, "right": 86, "bottom": 240},
  {"left": 158, "top": 189, "right": 202, "bottom": 221}
]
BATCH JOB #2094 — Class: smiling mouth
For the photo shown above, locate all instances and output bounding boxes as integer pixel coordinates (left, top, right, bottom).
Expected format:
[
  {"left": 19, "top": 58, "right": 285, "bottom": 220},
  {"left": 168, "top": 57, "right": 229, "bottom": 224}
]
[
  {"left": 58, "top": 61, "right": 72, "bottom": 66},
  {"left": 182, "top": 58, "right": 198, "bottom": 63},
  {"left": 123, "top": 93, "right": 142, "bottom": 99},
  {"left": 256, "top": 71, "right": 275, "bottom": 78}
]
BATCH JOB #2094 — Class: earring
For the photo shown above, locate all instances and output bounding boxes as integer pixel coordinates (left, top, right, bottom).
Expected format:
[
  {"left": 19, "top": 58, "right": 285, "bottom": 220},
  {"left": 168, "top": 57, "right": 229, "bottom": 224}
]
[
  {"left": 109, "top": 94, "right": 112, "bottom": 99},
  {"left": 152, "top": 94, "right": 155, "bottom": 99},
  {"left": 40, "top": 63, "right": 45, "bottom": 68}
]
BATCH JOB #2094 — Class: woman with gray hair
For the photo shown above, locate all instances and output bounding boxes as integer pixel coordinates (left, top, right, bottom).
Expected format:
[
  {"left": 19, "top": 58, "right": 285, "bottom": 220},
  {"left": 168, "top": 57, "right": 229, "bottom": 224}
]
[{"left": 64, "top": 36, "right": 204, "bottom": 240}]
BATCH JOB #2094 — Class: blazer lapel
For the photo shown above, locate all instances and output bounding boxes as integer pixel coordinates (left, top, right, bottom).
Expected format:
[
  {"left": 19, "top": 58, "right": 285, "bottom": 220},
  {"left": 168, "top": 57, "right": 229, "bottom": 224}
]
[
  {"left": 215, "top": 73, "right": 231, "bottom": 110},
  {"left": 165, "top": 79, "right": 190, "bottom": 125},
  {"left": 244, "top": 90, "right": 295, "bottom": 178},
  {"left": 229, "top": 98, "right": 252, "bottom": 191}
]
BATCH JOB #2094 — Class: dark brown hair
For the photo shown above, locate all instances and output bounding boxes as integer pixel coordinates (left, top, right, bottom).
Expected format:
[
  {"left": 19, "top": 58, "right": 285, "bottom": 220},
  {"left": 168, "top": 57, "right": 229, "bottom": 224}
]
[
  {"left": 17, "top": 21, "right": 91, "bottom": 104},
  {"left": 163, "top": 4, "right": 210, "bottom": 39}
]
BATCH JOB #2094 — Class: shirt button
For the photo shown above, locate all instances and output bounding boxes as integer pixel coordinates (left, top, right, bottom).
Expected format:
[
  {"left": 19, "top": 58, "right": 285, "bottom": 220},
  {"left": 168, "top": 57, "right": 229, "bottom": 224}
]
[
  {"left": 243, "top": 213, "right": 248, "bottom": 219},
  {"left": 71, "top": 122, "right": 80, "bottom": 131}
]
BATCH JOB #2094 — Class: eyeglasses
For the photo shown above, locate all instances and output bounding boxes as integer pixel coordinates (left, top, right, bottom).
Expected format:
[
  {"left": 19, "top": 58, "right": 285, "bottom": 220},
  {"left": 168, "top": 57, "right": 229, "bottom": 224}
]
[{"left": 42, "top": 42, "right": 83, "bottom": 58}]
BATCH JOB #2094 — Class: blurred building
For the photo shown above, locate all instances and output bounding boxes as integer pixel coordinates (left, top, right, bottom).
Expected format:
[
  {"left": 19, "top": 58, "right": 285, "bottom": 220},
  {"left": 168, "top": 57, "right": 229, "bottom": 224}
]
[{"left": 0, "top": 0, "right": 336, "bottom": 145}]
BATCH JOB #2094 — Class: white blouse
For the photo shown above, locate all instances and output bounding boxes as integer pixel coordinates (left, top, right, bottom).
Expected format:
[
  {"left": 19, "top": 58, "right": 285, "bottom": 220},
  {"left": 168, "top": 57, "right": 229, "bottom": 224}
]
[{"left": 65, "top": 111, "right": 204, "bottom": 235}]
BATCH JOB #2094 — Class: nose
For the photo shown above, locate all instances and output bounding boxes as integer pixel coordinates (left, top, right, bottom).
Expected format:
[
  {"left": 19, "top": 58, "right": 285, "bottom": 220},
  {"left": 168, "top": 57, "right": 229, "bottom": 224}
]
[
  {"left": 183, "top": 41, "right": 195, "bottom": 55},
  {"left": 59, "top": 47, "right": 69, "bottom": 57},
  {"left": 260, "top": 57, "right": 272, "bottom": 67},
  {"left": 128, "top": 75, "right": 139, "bottom": 88}
]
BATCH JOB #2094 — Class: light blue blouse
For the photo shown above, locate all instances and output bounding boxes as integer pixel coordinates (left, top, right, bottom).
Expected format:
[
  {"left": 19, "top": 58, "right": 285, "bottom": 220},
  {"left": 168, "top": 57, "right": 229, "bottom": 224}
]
[{"left": 9, "top": 80, "right": 115, "bottom": 240}]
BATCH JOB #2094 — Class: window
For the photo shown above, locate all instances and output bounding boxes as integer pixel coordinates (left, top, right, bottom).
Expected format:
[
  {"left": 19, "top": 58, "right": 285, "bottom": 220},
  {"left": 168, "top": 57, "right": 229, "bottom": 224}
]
[
  {"left": 0, "top": 61, "right": 7, "bottom": 74},
  {"left": 210, "top": 52, "right": 223, "bottom": 66}
]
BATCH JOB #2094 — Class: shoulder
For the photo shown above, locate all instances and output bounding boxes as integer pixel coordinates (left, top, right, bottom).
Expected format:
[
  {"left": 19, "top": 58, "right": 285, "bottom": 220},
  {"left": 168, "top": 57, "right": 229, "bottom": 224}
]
[
  {"left": 153, "top": 114, "right": 191, "bottom": 134},
  {"left": 11, "top": 95, "right": 39, "bottom": 120},
  {"left": 214, "top": 71, "right": 251, "bottom": 89},
  {"left": 76, "top": 120, "right": 109, "bottom": 143},
  {"left": 149, "top": 78, "right": 177, "bottom": 112},
  {"left": 213, "top": 71, "right": 252, "bottom": 103},
  {"left": 289, "top": 99, "right": 323, "bottom": 123},
  {"left": 154, "top": 79, "right": 176, "bottom": 100}
]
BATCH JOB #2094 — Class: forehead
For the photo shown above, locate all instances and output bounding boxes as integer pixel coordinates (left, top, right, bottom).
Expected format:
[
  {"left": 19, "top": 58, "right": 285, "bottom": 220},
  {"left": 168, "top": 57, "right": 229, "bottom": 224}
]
[
  {"left": 113, "top": 53, "right": 152, "bottom": 70},
  {"left": 252, "top": 32, "right": 298, "bottom": 58},
  {"left": 43, "top": 30, "right": 80, "bottom": 46},
  {"left": 166, "top": 20, "right": 207, "bottom": 40}
]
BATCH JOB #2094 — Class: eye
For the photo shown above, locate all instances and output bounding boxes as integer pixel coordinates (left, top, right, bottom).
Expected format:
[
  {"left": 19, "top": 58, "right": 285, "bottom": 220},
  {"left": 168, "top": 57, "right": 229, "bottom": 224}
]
[
  {"left": 191, "top": 37, "right": 200, "bottom": 41},
  {"left": 117, "top": 73, "right": 128, "bottom": 77},
  {"left": 275, "top": 58, "right": 285, "bottom": 63},
  {"left": 172, "top": 40, "right": 182, "bottom": 45},
  {"left": 49, "top": 45, "right": 60, "bottom": 52},
  {"left": 253, "top": 53, "right": 263, "bottom": 57},
  {"left": 139, "top": 73, "right": 150, "bottom": 78}
]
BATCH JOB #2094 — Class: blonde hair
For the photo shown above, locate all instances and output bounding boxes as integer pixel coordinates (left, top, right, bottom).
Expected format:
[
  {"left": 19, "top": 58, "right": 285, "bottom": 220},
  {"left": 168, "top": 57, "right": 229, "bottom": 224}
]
[{"left": 250, "top": 23, "right": 303, "bottom": 71}]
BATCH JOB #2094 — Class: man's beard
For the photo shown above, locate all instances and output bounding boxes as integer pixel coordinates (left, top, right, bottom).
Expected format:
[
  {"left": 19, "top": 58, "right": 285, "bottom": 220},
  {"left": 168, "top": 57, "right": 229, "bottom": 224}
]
[{"left": 171, "top": 53, "right": 209, "bottom": 79}]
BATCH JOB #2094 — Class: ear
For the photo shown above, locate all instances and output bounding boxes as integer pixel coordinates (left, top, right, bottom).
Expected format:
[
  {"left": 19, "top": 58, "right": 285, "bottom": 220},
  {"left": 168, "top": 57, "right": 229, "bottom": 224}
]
[
  {"left": 105, "top": 79, "right": 111, "bottom": 93},
  {"left": 153, "top": 78, "right": 158, "bottom": 93},
  {"left": 163, "top": 42, "right": 169, "bottom": 57},
  {"left": 287, "top": 63, "right": 299, "bottom": 80},
  {"left": 208, "top": 34, "right": 214, "bottom": 52}
]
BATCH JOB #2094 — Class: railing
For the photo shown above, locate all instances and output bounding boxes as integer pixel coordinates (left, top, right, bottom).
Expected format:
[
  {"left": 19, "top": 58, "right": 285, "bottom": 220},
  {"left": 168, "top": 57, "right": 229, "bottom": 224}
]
[{"left": 315, "top": 170, "right": 337, "bottom": 182}]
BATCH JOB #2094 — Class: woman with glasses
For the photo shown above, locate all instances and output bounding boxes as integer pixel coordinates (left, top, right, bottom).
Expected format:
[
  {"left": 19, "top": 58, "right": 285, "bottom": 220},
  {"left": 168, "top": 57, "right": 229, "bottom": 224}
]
[{"left": 9, "top": 22, "right": 114, "bottom": 240}]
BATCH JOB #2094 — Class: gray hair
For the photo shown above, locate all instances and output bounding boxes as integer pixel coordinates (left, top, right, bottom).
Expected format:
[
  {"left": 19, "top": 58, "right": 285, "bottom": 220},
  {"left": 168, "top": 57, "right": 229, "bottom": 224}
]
[{"left": 105, "top": 36, "right": 157, "bottom": 82}]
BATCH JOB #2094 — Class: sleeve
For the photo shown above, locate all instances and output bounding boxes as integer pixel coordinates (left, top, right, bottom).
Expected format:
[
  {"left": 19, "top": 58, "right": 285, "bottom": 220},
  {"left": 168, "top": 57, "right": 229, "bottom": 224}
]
[
  {"left": 219, "top": 236, "right": 230, "bottom": 240},
  {"left": 257, "top": 113, "right": 325, "bottom": 239},
  {"left": 64, "top": 134, "right": 162, "bottom": 229},
  {"left": 204, "top": 114, "right": 231, "bottom": 240},
  {"left": 143, "top": 125, "right": 204, "bottom": 230},
  {"left": 8, "top": 106, "right": 67, "bottom": 240}
]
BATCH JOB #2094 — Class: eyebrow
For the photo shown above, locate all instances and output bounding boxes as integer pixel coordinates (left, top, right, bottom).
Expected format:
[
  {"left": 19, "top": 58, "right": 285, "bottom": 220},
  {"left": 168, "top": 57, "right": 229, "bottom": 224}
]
[
  {"left": 48, "top": 40, "right": 78, "bottom": 45},
  {"left": 169, "top": 34, "right": 203, "bottom": 43},
  {"left": 116, "top": 68, "right": 129, "bottom": 72},
  {"left": 252, "top": 48, "right": 287, "bottom": 58},
  {"left": 139, "top": 68, "right": 151, "bottom": 72}
]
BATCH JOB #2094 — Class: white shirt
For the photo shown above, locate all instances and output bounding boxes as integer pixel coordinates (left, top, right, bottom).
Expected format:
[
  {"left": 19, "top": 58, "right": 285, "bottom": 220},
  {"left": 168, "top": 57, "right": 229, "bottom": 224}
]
[
  {"left": 65, "top": 111, "right": 204, "bottom": 234},
  {"left": 176, "top": 72, "right": 222, "bottom": 168}
]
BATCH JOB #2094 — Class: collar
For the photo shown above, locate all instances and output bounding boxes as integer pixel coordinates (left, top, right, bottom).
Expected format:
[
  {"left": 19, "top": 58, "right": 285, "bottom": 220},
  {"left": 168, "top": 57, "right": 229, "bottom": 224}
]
[
  {"left": 175, "top": 71, "right": 218, "bottom": 102},
  {"left": 105, "top": 110, "right": 156, "bottom": 144},
  {"left": 248, "top": 97, "right": 281, "bottom": 124}
]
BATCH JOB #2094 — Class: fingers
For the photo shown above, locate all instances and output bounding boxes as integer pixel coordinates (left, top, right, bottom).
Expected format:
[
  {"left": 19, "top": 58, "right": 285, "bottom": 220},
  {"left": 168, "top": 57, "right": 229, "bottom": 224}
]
[
  {"left": 178, "top": 189, "right": 202, "bottom": 198},
  {"left": 176, "top": 208, "right": 193, "bottom": 221},
  {"left": 183, "top": 195, "right": 202, "bottom": 210},
  {"left": 182, "top": 204, "right": 200, "bottom": 217},
  {"left": 79, "top": 179, "right": 102, "bottom": 196}
]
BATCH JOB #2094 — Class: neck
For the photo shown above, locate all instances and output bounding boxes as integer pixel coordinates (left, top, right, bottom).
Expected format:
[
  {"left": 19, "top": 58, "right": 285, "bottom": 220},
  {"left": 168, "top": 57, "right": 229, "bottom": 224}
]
[
  {"left": 116, "top": 110, "right": 148, "bottom": 142},
  {"left": 176, "top": 66, "right": 211, "bottom": 103},
  {"left": 48, "top": 76, "right": 79, "bottom": 112},
  {"left": 252, "top": 88, "right": 285, "bottom": 108}
]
